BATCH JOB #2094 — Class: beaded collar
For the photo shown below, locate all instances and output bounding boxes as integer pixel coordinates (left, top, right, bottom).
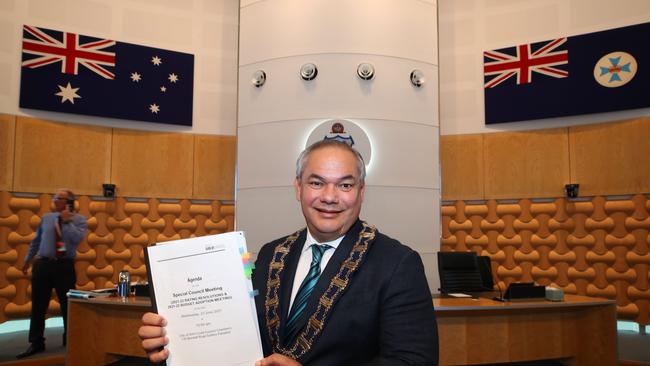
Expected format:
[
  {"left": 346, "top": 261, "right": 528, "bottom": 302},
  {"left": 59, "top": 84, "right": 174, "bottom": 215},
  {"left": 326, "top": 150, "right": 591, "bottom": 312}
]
[{"left": 264, "top": 221, "right": 376, "bottom": 360}]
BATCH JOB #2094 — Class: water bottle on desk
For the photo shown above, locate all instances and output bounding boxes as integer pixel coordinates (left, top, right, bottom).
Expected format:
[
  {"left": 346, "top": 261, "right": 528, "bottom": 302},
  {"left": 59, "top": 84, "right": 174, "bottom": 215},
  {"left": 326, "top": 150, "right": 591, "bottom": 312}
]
[{"left": 118, "top": 270, "right": 131, "bottom": 298}]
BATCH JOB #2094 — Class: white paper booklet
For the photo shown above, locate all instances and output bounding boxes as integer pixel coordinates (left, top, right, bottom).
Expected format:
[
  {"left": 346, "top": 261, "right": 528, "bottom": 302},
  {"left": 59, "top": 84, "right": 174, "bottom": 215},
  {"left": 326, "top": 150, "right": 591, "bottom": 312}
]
[{"left": 145, "top": 232, "right": 263, "bottom": 366}]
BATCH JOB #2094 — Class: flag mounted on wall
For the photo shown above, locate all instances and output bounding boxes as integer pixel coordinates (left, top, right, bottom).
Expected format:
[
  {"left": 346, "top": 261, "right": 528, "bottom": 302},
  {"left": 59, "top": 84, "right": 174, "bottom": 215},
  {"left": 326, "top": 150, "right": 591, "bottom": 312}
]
[
  {"left": 20, "top": 25, "right": 194, "bottom": 126},
  {"left": 483, "top": 22, "right": 650, "bottom": 124}
]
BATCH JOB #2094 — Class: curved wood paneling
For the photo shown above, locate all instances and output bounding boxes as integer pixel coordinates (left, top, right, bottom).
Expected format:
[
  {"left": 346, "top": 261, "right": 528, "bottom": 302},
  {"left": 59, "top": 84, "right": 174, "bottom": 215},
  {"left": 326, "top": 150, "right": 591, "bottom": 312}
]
[
  {"left": 570, "top": 117, "right": 650, "bottom": 196},
  {"left": 14, "top": 117, "right": 111, "bottom": 195},
  {"left": 0, "top": 114, "right": 15, "bottom": 191},
  {"left": 193, "top": 135, "right": 236, "bottom": 200},
  {"left": 0, "top": 191, "right": 235, "bottom": 323},
  {"left": 484, "top": 128, "right": 569, "bottom": 199},
  {"left": 441, "top": 134, "right": 483, "bottom": 200},
  {"left": 111, "top": 129, "right": 194, "bottom": 198}
]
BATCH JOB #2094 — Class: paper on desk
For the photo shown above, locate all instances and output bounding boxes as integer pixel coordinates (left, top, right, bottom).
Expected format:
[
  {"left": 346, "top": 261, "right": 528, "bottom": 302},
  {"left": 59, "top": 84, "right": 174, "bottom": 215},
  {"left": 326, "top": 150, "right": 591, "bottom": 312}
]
[
  {"left": 448, "top": 293, "right": 472, "bottom": 298},
  {"left": 145, "top": 232, "right": 263, "bottom": 366}
]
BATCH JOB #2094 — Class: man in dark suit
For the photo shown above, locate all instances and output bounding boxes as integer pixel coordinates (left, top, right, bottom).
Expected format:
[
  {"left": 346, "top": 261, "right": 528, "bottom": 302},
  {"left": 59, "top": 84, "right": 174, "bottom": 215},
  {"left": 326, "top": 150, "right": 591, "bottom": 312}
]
[{"left": 140, "top": 140, "right": 438, "bottom": 365}]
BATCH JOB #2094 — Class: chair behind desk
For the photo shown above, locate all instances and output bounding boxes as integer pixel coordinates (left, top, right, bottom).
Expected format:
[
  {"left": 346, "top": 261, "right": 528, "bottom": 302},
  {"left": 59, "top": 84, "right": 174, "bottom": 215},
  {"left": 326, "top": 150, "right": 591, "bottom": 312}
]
[{"left": 438, "top": 251, "right": 489, "bottom": 293}]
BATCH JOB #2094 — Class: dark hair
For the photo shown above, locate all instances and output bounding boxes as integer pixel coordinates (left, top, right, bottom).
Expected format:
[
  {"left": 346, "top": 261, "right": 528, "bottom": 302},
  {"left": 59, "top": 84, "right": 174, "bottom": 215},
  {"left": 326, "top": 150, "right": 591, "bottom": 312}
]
[{"left": 295, "top": 140, "right": 366, "bottom": 183}]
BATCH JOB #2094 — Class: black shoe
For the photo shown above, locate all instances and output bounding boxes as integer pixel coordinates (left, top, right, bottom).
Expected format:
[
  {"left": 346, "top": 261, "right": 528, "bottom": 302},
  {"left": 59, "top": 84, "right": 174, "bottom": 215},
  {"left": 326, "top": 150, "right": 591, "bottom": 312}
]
[{"left": 16, "top": 343, "right": 45, "bottom": 359}]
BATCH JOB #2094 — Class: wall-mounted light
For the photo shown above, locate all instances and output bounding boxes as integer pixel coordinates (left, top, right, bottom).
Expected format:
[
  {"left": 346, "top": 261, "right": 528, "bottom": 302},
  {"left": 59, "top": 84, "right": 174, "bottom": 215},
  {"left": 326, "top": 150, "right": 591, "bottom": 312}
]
[
  {"left": 357, "top": 63, "right": 375, "bottom": 80},
  {"left": 251, "top": 70, "right": 266, "bottom": 87},
  {"left": 410, "top": 69, "right": 425, "bottom": 87},
  {"left": 300, "top": 63, "right": 318, "bottom": 81}
]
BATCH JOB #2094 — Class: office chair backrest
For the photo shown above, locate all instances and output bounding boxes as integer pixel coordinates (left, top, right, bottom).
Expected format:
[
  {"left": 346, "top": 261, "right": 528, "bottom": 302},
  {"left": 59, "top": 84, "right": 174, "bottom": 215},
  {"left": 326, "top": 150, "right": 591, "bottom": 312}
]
[{"left": 477, "top": 255, "right": 495, "bottom": 290}]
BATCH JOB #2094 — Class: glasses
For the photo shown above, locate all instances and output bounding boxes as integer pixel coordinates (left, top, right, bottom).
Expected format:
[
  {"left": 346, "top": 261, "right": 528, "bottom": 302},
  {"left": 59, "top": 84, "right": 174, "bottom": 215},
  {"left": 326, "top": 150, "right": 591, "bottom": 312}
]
[{"left": 53, "top": 196, "right": 68, "bottom": 201}]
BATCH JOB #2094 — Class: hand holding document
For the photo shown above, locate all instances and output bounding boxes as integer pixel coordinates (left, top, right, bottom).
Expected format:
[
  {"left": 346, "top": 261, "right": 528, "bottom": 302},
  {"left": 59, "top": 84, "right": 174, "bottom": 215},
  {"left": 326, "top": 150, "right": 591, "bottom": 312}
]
[{"left": 145, "top": 232, "right": 262, "bottom": 366}]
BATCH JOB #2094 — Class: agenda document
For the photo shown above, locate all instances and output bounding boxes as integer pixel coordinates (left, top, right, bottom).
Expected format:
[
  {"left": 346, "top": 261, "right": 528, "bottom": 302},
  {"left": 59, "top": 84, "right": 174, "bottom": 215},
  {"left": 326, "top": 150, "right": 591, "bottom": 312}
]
[{"left": 145, "top": 232, "right": 263, "bottom": 366}]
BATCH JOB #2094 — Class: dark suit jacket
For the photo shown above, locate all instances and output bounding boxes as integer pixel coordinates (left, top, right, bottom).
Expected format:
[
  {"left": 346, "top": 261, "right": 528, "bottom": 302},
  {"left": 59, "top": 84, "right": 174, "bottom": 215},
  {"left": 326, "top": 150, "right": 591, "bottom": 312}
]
[{"left": 253, "top": 220, "right": 438, "bottom": 365}]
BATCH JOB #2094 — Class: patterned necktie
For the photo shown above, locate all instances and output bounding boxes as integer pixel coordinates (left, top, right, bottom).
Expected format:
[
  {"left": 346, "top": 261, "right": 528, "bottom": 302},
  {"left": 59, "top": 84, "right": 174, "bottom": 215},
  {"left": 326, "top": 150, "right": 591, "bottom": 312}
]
[{"left": 284, "top": 244, "right": 332, "bottom": 344}]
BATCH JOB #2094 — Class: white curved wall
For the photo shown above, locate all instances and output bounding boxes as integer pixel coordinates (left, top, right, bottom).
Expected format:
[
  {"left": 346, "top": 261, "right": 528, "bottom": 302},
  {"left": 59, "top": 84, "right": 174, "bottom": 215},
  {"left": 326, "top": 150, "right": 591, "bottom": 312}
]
[{"left": 237, "top": 0, "right": 441, "bottom": 291}]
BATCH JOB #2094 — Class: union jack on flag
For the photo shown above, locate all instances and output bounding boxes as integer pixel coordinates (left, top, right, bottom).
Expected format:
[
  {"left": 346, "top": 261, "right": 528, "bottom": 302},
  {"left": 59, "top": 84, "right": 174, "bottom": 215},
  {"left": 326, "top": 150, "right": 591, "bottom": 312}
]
[
  {"left": 20, "top": 25, "right": 194, "bottom": 126},
  {"left": 483, "top": 38, "right": 569, "bottom": 88},
  {"left": 22, "top": 25, "right": 116, "bottom": 80}
]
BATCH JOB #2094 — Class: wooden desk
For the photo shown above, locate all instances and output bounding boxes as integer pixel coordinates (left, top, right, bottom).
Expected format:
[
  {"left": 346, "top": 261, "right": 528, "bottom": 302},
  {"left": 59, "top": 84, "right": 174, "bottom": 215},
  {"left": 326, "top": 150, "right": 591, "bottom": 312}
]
[
  {"left": 68, "top": 294, "right": 616, "bottom": 365},
  {"left": 434, "top": 294, "right": 617, "bottom": 365},
  {"left": 67, "top": 296, "right": 152, "bottom": 366}
]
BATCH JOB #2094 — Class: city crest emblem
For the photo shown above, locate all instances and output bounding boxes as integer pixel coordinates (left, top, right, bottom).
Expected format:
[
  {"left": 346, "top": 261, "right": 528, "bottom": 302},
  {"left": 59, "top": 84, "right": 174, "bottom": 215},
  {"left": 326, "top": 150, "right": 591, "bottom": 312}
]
[
  {"left": 323, "top": 122, "right": 355, "bottom": 147},
  {"left": 306, "top": 119, "right": 372, "bottom": 167}
]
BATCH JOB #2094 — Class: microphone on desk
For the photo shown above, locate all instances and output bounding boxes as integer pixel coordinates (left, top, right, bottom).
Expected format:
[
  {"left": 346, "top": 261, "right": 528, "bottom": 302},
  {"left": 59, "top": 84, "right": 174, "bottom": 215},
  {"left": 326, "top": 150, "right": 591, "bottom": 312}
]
[{"left": 492, "top": 282, "right": 506, "bottom": 302}]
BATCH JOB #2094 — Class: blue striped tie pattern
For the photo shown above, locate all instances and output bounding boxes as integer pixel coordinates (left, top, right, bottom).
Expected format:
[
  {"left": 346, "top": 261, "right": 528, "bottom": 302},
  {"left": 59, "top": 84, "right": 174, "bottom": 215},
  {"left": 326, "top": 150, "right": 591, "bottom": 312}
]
[{"left": 284, "top": 244, "right": 332, "bottom": 344}]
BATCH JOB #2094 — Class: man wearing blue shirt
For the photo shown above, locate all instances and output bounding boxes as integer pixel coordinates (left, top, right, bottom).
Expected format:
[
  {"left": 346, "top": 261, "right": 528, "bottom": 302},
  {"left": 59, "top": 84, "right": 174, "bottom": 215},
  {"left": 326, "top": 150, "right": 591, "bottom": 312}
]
[{"left": 17, "top": 189, "right": 87, "bottom": 359}]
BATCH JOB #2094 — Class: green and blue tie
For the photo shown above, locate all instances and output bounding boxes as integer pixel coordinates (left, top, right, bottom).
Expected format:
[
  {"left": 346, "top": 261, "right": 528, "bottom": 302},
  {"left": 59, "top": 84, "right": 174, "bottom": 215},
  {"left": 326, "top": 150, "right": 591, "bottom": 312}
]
[{"left": 284, "top": 244, "right": 332, "bottom": 344}]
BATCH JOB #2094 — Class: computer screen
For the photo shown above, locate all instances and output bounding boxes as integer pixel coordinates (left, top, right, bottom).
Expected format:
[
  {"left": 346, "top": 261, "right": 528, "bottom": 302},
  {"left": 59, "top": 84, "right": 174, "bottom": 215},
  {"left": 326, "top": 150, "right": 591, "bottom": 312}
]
[{"left": 437, "top": 251, "right": 492, "bottom": 293}]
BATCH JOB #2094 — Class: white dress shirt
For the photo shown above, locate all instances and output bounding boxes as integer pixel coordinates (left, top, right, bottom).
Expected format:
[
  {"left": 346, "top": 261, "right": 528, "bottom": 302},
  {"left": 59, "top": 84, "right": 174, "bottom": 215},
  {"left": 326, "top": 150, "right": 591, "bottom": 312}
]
[{"left": 288, "top": 231, "right": 344, "bottom": 310}]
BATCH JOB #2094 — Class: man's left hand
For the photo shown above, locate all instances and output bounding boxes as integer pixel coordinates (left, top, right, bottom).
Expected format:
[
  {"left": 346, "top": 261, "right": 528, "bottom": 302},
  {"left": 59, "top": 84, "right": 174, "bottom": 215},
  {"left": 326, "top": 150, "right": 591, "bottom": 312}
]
[{"left": 255, "top": 353, "right": 301, "bottom": 366}]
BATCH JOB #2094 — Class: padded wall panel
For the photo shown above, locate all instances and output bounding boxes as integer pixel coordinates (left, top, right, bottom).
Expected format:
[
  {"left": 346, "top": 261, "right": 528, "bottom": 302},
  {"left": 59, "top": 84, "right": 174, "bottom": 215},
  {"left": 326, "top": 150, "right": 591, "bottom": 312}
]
[
  {"left": 0, "top": 191, "right": 234, "bottom": 323},
  {"left": 0, "top": 114, "right": 15, "bottom": 191},
  {"left": 111, "top": 129, "right": 194, "bottom": 198},
  {"left": 484, "top": 128, "right": 569, "bottom": 199},
  {"left": 14, "top": 117, "right": 111, "bottom": 195},
  {"left": 239, "top": 55, "right": 438, "bottom": 127},
  {"left": 441, "top": 134, "right": 484, "bottom": 200},
  {"left": 570, "top": 117, "right": 650, "bottom": 196},
  {"left": 239, "top": 0, "right": 437, "bottom": 65},
  {"left": 193, "top": 135, "right": 236, "bottom": 200},
  {"left": 441, "top": 195, "right": 650, "bottom": 326}
]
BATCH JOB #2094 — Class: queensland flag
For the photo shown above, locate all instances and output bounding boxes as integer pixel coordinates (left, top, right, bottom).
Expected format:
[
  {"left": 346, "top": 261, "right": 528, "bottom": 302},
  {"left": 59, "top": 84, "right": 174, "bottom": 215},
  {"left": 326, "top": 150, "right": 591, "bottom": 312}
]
[
  {"left": 20, "top": 25, "right": 193, "bottom": 126},
  {"left": 483, "top": 22, "right": 650, "bottom": 124}
]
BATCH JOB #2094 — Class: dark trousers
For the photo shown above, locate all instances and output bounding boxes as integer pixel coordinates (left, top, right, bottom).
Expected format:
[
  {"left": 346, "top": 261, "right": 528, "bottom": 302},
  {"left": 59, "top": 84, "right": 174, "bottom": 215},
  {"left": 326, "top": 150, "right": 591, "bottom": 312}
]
[{"left": 28, "top": 257, "right": 76, "bottom": 345}]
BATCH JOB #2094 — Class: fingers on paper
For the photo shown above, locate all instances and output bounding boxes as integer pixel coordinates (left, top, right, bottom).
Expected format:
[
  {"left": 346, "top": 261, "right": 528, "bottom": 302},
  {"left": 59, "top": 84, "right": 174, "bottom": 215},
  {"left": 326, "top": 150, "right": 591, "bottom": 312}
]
[
  {"left": 146, "top": 347, "right": 170, "bottom": 363},
  {"left": 141, "top": 312, "right": 167, "bottom": 326},
  {"left": 256, "top": 353, "right": 302, "bottom": 366}
]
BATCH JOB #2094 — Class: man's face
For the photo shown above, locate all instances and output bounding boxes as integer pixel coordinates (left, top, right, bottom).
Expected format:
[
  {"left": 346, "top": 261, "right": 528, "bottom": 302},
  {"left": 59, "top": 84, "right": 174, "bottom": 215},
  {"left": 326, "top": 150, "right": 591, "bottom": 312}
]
[
  {"left": 53, "top": 190, "right": 68, "bottom": 212},
  {"left": 294, "top": 146, "right": 365, "bottom": 243}
]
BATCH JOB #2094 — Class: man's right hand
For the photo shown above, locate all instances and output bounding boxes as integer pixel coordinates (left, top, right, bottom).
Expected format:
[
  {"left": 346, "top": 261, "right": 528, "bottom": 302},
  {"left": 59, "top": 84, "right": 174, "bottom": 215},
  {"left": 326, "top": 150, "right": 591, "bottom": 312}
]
[{"left": 138, "top": 312, "right": 169, "bottom": 363}]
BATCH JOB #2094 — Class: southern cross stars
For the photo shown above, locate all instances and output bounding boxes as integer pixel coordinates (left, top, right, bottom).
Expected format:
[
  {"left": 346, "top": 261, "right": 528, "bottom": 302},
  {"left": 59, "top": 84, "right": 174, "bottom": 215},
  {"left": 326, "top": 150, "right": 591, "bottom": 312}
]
[
  {"left": 168, "top": 73, "right": 178, "bottom": 83},
  {"left": 151, "top": 56, "right": 162, "bottom": 66},
  {"left": 55, "top": 82, "right": 81, "bottom": 104},
  {"left": 599, "top": 56, "right": 632, "bottom": 83},
  {"left": 149, "top": 103, "right": 160, "bottom": 114},
  {"left": 130, "top": 72, "right": 141, "bottom": 82}
]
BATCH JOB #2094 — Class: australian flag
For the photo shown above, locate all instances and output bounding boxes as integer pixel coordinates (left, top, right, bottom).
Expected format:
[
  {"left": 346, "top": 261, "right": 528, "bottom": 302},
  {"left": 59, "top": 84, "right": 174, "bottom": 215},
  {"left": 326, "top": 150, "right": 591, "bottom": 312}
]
[
  {"left": 483, "top": 22, "right": 650, "bottom": 124},
  {"left": 20, "top": 25, "right": 193, "bottom": 126}
]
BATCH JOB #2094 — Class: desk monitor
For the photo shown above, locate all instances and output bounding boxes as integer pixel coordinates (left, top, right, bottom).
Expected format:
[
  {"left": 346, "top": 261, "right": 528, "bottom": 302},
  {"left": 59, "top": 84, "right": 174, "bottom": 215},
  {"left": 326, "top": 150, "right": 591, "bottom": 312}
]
[{"left": 437, "top": 251, "right": 486, "bottom": 293}]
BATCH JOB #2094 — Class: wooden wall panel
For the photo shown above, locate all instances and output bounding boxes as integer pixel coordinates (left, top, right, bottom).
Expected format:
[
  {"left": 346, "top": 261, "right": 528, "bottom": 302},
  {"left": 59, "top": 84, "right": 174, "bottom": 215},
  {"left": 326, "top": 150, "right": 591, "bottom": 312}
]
[
  {"left": 484, "top": 128, "right": 569, "bottom": 199},
  {"left": 570, "top": 117, "right": 650, "bottom": 196},
  {"left": 440, "top": 134, "right": 484, "bottom": 200},
  {"left": 0, "top": 114, "right": 15, "bottom": 191},
  {"left": 193, "top": 135, "right": 236, "bottom": 200},
  {"left": 13, "top": 117, "right": 111, "bottom": 195},
  {"left": 111, "top": 129, "right": 194, "bottom": 198}
]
